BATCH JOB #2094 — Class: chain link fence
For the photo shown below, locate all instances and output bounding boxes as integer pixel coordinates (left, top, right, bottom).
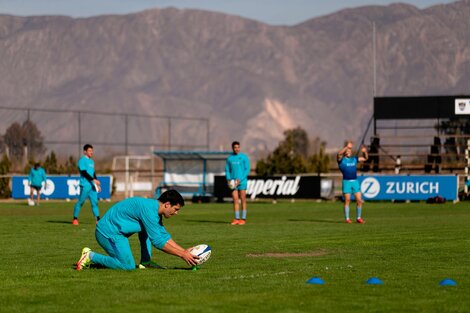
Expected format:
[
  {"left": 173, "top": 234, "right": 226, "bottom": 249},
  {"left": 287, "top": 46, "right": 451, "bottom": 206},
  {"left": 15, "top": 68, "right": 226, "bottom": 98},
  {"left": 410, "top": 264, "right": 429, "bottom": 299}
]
[{"left": 0, "top": 106, "right": 210, "bottom": 159}]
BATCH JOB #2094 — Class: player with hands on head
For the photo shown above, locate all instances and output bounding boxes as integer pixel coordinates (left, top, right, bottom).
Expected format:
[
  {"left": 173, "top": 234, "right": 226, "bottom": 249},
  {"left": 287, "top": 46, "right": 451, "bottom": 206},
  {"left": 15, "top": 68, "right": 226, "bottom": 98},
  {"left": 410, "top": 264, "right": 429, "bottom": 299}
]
[
  {"left": 76, "top": 190, "right": 199, "bottom": 270},
  {"left": 337, "top": 141, "right": 368, "bottom": 224}
]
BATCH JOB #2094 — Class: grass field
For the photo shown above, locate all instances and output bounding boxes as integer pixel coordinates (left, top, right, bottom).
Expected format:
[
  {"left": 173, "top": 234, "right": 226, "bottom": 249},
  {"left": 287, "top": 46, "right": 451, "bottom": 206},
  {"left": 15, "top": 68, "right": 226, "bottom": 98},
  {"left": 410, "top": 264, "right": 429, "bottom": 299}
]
[{"left": 0, "top": 199, "right": 469, "bottom": 313}]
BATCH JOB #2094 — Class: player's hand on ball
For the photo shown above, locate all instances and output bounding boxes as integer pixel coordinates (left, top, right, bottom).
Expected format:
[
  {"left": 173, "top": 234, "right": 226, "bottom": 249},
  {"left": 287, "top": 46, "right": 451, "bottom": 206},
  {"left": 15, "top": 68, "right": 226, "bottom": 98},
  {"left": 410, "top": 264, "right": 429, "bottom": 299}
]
[{"left": 182, "top": 249, "right": 199, "bottom": 266}]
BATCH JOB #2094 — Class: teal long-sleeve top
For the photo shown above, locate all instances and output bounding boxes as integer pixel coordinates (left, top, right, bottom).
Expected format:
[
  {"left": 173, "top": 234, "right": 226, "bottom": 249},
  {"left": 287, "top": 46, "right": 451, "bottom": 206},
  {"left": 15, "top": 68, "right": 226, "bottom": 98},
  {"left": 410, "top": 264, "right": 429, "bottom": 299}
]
[
  {"left": 225, "top": 152, "right": 250, "bottom": 181},
  {"left": 96, "top": 197, "right": 171, "bottom": 250},
  {"left": 77, "top": 155, "right": 95, "bottom": 187},
  {"left": 28, "top": 167, "right": 47, "bottom": 187}
]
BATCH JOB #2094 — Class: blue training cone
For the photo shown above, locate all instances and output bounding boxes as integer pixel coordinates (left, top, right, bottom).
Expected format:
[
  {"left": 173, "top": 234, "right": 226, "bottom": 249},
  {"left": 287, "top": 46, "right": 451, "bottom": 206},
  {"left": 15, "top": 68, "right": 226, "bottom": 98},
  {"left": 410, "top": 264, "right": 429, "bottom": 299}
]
[
  {"left": 366, "top": 277, "right": 383, "bottom": 285},
  {"left": 306, "top": 277, "right": 325, "bottom": 285},
  {"left": 439, "top": 279, "right": 457, "bottom": 286}
]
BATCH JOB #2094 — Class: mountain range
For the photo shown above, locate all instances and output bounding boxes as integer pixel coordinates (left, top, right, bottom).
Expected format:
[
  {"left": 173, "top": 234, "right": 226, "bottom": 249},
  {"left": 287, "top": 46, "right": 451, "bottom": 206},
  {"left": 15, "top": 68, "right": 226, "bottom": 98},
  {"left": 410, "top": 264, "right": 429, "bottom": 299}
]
[{"left": 0, "top": 1, "right": 469, "bottom": 158}]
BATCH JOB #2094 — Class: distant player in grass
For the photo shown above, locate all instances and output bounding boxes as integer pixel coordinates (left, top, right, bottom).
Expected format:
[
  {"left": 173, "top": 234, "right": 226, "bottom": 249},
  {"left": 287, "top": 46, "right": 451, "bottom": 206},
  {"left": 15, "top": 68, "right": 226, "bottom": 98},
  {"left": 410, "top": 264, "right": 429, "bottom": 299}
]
[
  {"left": 72, "top": 144, "right": 100, "bottom": 225},
  {"left": 225, "top": 141, "right": 250, "bottom": 225},
  {"left": 76, "top": 190, "right": 199, "bottom": 270},
  {"left": 28, "top": 162, "right": 47, "bottom": 206},
  {"left": 337, "top": 141, "right": 368, "bottom": 224}
]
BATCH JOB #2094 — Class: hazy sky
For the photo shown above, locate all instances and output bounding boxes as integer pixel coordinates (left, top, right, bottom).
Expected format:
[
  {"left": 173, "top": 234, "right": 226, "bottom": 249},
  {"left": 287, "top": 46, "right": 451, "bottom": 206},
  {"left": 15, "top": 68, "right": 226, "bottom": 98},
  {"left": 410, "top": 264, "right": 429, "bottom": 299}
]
[{"left": 0, "top": 0, "right": 458, "bottom": 25}]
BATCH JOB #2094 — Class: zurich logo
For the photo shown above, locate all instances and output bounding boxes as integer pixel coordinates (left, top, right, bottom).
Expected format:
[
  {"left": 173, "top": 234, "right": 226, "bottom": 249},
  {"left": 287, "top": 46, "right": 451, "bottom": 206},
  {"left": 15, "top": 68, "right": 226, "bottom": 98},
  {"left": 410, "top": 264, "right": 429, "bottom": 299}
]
[{"left": 361, "top": 177, "right": 380, "bottom": 198}]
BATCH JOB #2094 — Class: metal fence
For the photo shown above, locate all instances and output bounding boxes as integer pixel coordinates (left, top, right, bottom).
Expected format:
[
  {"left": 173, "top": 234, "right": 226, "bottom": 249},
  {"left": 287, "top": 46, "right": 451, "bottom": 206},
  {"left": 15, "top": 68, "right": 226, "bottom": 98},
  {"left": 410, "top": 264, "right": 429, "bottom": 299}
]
[{"left": 0, "top": 106, "right": 210, "bottom": 158}]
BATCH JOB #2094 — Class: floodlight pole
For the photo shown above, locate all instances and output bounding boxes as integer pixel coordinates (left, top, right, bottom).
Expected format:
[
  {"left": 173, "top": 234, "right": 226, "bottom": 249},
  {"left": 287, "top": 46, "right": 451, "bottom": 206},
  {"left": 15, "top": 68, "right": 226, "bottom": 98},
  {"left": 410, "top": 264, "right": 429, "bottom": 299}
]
[
  {"left": 78, "top": 112, "right": 82, "bottom": 156},
  {"left": 124, "top": 115, "right": 129, "bottom": 155},
  {"left": 373, "top": 21, "right": 377, "bottom": 98}
]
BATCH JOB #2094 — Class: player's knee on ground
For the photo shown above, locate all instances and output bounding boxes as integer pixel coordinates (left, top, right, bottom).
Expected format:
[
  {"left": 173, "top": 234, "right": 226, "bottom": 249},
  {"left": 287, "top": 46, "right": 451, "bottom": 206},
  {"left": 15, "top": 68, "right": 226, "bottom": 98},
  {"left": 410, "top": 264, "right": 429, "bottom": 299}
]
[{"left": 116, "top": 261, "right": 136, "bottom": 270}]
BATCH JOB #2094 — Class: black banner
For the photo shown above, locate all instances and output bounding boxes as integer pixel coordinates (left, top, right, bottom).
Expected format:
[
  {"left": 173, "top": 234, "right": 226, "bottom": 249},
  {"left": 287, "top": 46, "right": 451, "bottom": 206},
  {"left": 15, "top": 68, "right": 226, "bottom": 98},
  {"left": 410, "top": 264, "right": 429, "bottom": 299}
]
[
  {"left": 374, "top": 96, "right": 470, "bottom": 119},
  {"left": 214, "top": 175, "right": 334, "bottom": 200}
]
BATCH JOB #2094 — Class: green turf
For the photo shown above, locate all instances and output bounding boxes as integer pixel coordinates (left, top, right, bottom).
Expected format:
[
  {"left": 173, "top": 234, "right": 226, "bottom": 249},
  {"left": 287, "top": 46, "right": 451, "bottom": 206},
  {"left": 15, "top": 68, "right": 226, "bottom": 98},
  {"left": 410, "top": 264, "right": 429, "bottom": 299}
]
[{"left": 0, "top": 200, "right": 469, "bottom": 312}]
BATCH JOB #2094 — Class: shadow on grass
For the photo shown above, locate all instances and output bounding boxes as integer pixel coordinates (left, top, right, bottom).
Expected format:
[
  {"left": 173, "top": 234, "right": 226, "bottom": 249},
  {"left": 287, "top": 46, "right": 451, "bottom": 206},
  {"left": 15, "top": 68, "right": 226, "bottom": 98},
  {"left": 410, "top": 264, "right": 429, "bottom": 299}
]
[
  {"left": 183, "top": 219, "right": 228, "bottom": 224},
  {"left": 71, "top": 264, "right": 194, "bottom": 271},
  {"left": 47, "top": 220, "right": 73, "bottom": 224},
  {"left": 288, "top": 218, "right": 343, "bottom": 224}
]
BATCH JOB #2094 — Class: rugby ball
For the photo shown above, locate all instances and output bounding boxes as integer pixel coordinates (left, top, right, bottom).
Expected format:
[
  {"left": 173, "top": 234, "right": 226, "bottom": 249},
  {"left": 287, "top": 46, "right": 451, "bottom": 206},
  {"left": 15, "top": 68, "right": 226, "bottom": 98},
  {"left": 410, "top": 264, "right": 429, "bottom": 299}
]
[
  {"left": 228, "top": 179, "right": 236, "bottom": 190},
  {"left": 93, "top": 182, "right": 101, "bottom": 193},
  {"left": 190, "top": 244, "right": 212, "bottom": 265}
]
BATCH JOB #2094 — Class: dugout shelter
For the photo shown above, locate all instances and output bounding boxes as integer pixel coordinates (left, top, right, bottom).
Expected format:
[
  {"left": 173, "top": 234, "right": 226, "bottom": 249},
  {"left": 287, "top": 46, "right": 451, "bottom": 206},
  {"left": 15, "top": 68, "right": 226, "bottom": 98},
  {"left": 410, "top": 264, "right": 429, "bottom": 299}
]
[{"left": 154, "top": 150, "right": 232, "bottom": 199}]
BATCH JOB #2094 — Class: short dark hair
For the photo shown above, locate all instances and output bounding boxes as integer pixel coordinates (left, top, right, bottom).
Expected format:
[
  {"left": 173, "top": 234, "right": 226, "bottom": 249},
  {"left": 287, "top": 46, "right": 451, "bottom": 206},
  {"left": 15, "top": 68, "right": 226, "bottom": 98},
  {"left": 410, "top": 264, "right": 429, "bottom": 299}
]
[
  {"left": 232, "top": 141, "right": 240, "bottom": 148},
  {"left": 34, "top": 162, "right": 40, "bottom": 168},
  {"left": 83, "top": 144, "right": 93, "bottom": 151},
  {"left": 158, "top": 190, "right": 185, "bottom": 207}
]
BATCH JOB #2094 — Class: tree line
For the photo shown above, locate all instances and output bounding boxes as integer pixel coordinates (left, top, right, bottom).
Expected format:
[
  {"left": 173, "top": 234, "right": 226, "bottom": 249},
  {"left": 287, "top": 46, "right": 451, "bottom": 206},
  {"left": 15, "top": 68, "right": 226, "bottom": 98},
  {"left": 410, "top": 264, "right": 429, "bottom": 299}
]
[{"left": 0, "top": 121, "right": 80, "bottom": 198}]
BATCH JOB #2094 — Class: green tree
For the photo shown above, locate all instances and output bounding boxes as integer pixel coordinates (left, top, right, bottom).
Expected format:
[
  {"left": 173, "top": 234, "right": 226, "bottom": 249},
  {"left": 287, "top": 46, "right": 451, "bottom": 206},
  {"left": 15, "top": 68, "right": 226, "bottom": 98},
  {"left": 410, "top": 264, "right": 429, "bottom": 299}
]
[
  {"left": 3, "top": 120, "right": 45, "bottom": 162},
  {"left": 43, "top": 151, "right": 62, "bottom": 174},
  {"left": 63, "top": 156, "right": 78, "bottom": 175},
  {"left": 0, "top": 154, "right": 12, "bottom": 198},
  {"left": 23, "top": 159, "right": 37, "bottom": 174},
  {"left": 256, "top": 127, "right": 310, "bottom": 175},
  {"left": 3, "top": 122, "right": 23, "bottom": 161},
  {"left": 308, "top": 140, "right": 330, "bottom": 174}
]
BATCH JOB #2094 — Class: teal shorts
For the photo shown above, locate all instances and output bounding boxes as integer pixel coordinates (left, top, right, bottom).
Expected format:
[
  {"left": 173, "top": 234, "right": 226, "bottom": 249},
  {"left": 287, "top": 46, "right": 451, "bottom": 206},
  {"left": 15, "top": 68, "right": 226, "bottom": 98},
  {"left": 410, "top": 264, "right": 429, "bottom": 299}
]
[
  {"left": 235, "top": 180, "right": 247, "bottom": 191},
  {"left": 342, "top": 180, "right": 360, "bottom": 195}
]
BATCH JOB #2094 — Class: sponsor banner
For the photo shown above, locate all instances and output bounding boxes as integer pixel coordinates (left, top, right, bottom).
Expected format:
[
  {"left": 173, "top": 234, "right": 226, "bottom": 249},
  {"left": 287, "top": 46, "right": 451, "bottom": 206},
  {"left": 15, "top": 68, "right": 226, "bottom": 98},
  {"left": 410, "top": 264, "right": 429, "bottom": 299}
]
[
  {"left": 214, "top": 175, "right": 334, "bottom": 199},
  {"left": 12, "top": 175, "right": 112, "bottom": 199},
  {"left": 357, "top": 175, "right": 457, "bottom": 201}
]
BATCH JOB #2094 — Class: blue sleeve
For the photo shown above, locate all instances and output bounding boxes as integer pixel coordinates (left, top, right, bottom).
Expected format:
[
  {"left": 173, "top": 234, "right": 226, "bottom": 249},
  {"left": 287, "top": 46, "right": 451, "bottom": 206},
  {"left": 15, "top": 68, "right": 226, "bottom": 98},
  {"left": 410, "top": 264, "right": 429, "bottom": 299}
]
[
  {"left": 77, "top": 158, "right": 86, "bottom": 171},
  {"left": 225, "top": 158, "right": 232, "bottom": 180},
  {"left": 243, "top": 154, "right": 250, "bottom": 178},
  {"left": 89, "top": 159, "right": 96, "bottom": 176},
  {"left": 141, "top": 210, "right": 171, "bottom": 249},
  {"left": 28, "top": 169, "right": 33, "bottom": 184},
  {"left": 41, "top": 169, "right": 47, "bottom": 181}
]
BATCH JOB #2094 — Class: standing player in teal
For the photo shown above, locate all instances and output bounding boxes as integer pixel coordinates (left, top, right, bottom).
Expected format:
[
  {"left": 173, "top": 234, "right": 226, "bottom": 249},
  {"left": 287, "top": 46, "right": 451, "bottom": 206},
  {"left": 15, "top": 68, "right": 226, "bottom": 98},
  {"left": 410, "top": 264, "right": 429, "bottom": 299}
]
[
  {"left": 72, "top": 144, "right": 100, "bottom": 225},
  {"left": 225, "top": 141, "right": 250, "bottom": 225},
  {"left": 76, "top": 190, "right": 199, "bottom": 270},
  {"left": 337, "top": 141, "right": 368, "bottom": 224},
  {"left": 28, "top": 162, "right": 47, "bottom": 206}
]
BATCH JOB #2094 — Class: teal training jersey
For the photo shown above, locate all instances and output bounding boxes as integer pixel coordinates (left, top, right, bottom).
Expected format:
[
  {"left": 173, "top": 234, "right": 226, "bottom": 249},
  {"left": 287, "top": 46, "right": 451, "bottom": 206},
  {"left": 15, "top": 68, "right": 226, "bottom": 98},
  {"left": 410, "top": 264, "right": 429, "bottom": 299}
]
[
  {"left": 338, "top": 156, "right": 359, "bottom": 180},
  {"left": 225, "top": 152, "right": 250, "bottom": 181},
  {"left": 77, "top": 155, "right": 95, "bottom": 187},
  {"left": 28, "top": 167, "right": 47, "bottom": 187},
  {"left": 96, "top": 197, "right": 171, "bottom": 250}
]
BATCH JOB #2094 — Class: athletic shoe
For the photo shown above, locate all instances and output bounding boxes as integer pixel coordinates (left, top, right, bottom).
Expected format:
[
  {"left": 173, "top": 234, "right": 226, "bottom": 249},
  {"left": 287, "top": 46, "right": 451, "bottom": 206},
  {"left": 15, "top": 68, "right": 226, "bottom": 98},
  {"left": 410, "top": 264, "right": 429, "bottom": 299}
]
[
  {"left": 76, "top": 247, "right": 92, "bottom": 270},
  {"left": 345, "top": 218, "right": 352, "bottom": 224},
  {"left": 230, "top": 219, "right": 239, "bottom": 225},
  {"left": 139, "top": 261, "right": 166, "bottom": 269},
  {"left": 72, "top": 219, "right": 79, "bottom": 225},
  {"left": 238, "top": 219, "right": 246, "bottom": 225},
  {"left": 356, "top": 218, "right": 365, "bottom": 224}
]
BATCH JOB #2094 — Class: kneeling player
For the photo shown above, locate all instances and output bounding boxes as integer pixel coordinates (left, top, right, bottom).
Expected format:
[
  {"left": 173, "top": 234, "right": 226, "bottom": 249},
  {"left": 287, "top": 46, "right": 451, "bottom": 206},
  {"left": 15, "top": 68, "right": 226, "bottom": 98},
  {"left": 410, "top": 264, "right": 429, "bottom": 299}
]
[{"left": 76, "top": 190, "right": 199, "bottom": 270}]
